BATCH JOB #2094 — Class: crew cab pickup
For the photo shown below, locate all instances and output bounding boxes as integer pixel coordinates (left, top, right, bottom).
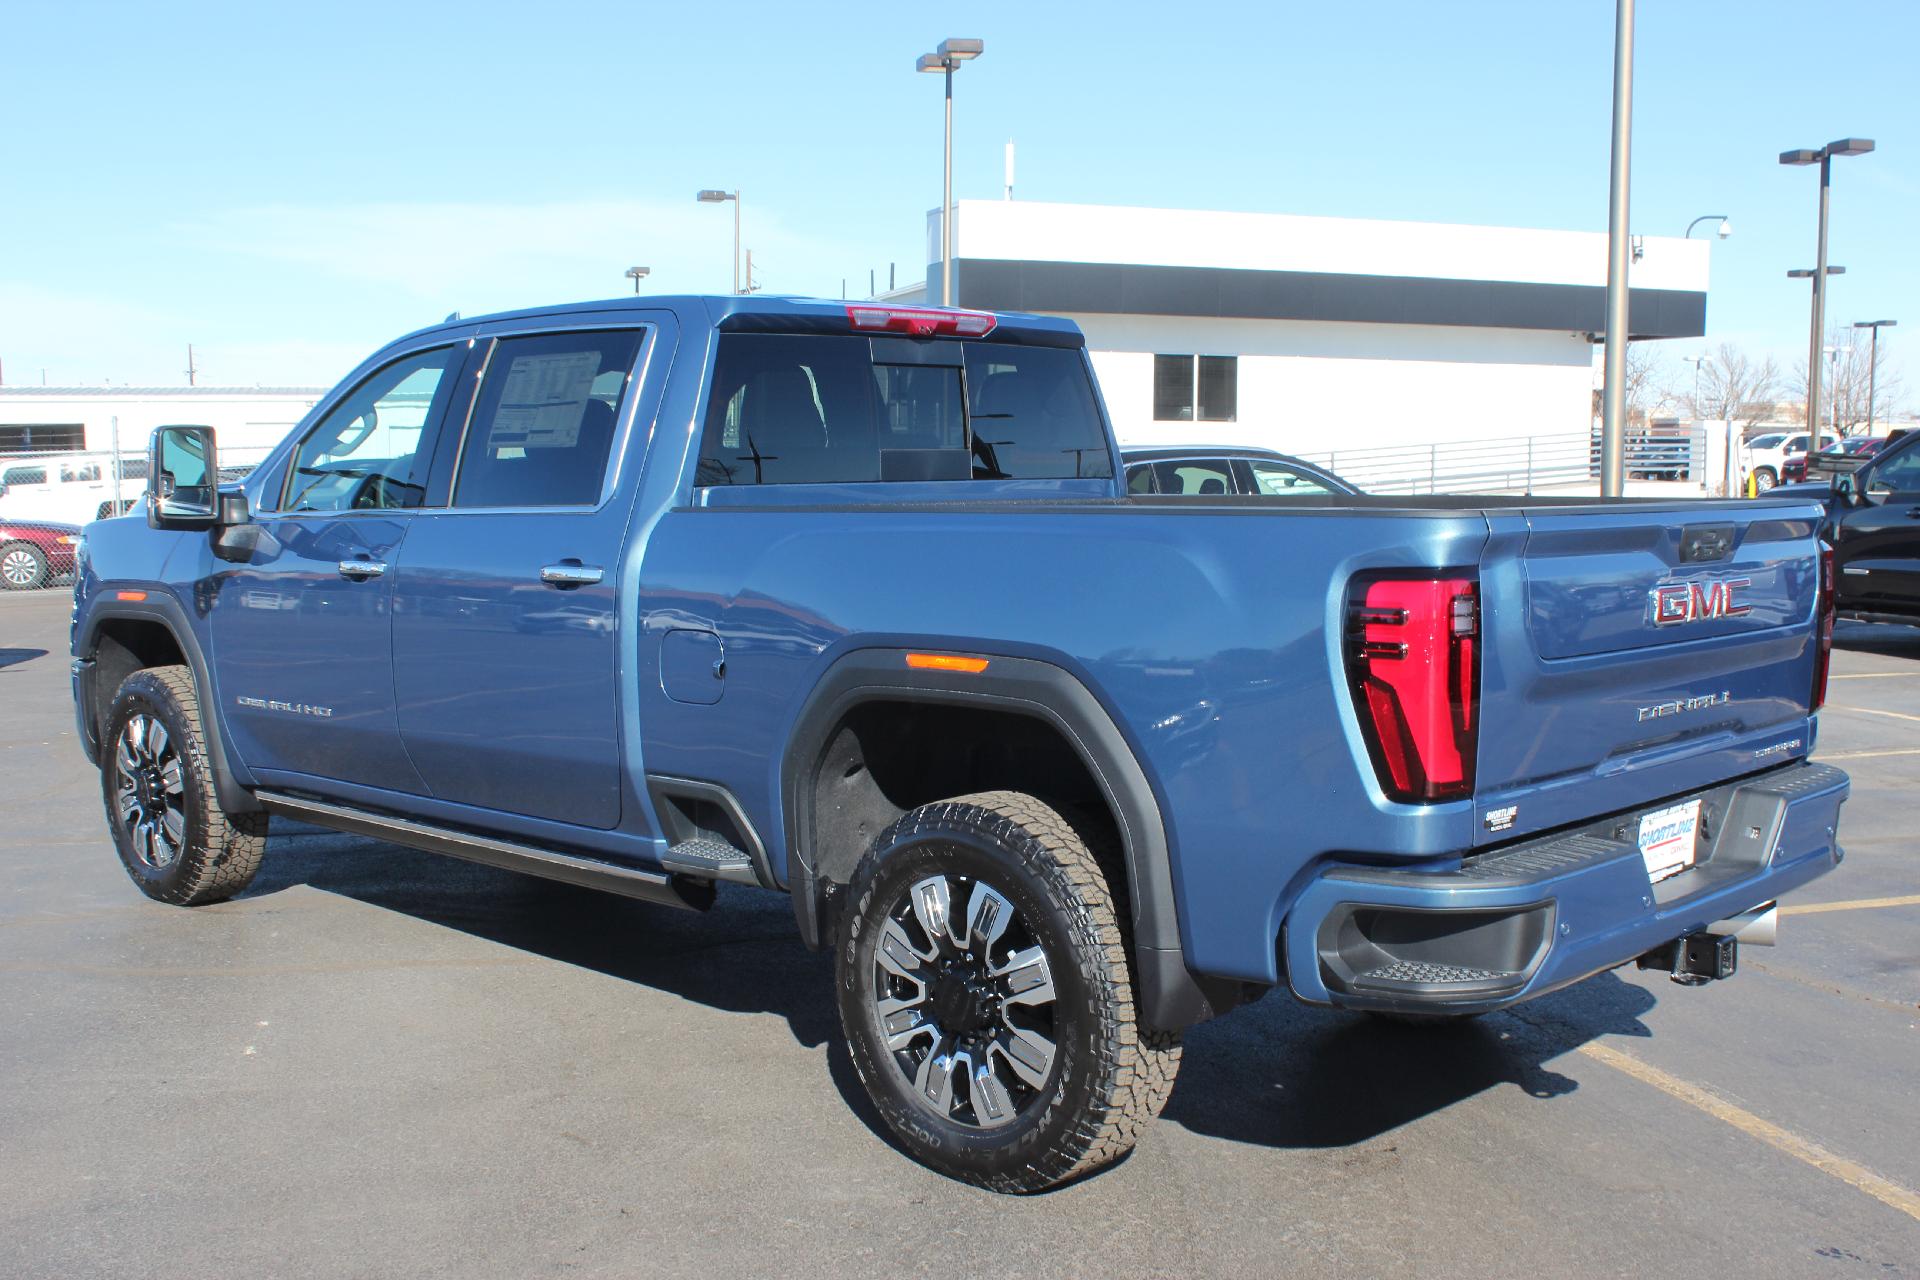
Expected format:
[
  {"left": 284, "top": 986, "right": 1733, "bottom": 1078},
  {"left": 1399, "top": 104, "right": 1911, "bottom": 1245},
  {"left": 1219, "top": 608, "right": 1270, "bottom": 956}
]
[{"left": 72, "top": 296, "right": 1849, "bottom": 1193}]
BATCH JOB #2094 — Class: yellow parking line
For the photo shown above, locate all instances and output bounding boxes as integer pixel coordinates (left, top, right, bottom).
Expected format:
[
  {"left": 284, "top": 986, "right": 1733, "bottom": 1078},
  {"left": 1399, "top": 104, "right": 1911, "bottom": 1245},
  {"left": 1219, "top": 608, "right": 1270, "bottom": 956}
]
[
  {"left": 1779, "top": 894, "right": 1920, "bottom": 917},
  {"left": 1829, "top": 672, "right": 1920, "bottom": 679},
  {"left": 1827, "top": 704, "right": 1920, "bottom": 724},
  {"left": 1578, "top": 1041, "right": 1920, "bottom": 1224}
]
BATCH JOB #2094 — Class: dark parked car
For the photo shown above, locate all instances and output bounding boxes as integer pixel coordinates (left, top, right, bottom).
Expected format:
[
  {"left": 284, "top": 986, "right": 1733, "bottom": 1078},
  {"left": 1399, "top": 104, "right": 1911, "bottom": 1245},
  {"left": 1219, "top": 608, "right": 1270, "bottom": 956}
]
[
  {"left": 0, "top": 519, "right": 81, "bottom": 590},
  {"left": 1122, "top": 445, "right": 1357, "bottom": 497},
  {"left": 1772, "top": 430, "right": 1920, "bottom": 624},
  {"left": 1782, "top": 436, "right": 1887, "bottom": 485}
]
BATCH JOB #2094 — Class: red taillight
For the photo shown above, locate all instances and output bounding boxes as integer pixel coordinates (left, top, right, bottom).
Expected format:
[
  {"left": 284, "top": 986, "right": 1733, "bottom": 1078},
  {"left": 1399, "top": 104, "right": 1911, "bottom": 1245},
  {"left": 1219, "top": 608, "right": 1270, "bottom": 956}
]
[
  {"left": 845, "top": 304, "right": 996, "bottom": 338},
  {"left": 1811, "top": 545, "right": 1835, "bottom": 711},
  {"left": 1346, "top": 576, "right": 1479, "bottom": 803}
]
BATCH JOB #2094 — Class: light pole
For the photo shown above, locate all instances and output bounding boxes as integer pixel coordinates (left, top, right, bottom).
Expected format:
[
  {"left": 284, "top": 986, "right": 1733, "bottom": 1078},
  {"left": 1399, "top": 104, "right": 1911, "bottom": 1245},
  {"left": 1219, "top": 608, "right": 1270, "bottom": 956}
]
[
  {"left": 1853, "top": 319, "right": 1897, "bottom": 432},
  {"left": 624, "top": 266, "right": 650, "bottom": 294},
  {"left": 916, "top": 37, "right": 983, "bottom": 307},
  {"left": 1824, "top": 345, "right": 1851, "bottom": 438},
  {"left": 1780, "top": 138, "right": 1874, "bottom": 435},
  {"left": 695, "top": 189, "right": 741, "bottom": 294},
  {"left": 1598, "top": 0, "right": 1635, "bottom": 498},
  {"left": 1684, "top": 215, "right": 1733, "bottom": 240},
  {"left": 1682, "top": 353, "right": 1707, "bottom": 419}
]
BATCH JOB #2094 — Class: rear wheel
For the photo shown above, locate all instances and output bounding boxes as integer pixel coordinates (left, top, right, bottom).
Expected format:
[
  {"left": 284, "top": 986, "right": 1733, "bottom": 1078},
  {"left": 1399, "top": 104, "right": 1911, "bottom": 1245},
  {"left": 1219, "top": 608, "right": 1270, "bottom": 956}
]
[
  {"left": 101, "top": 665, "right": 266, "bottom": 905},
  {"left": 0, "top": 542, "right": 47, "bottom": 590},
  {"left": 836, "top": 791, "right": 1180, "bottom": 1193},
  {"left": 1752, "top": 467, "right": 1777, "bottom": 493}
]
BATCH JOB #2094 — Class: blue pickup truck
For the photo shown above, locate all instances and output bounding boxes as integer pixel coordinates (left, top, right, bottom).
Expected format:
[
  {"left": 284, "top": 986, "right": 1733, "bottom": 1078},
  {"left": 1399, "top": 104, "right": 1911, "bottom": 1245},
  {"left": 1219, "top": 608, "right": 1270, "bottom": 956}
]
[{"left": 71, "top": 295, "right": 1849, "bottom": 1192}]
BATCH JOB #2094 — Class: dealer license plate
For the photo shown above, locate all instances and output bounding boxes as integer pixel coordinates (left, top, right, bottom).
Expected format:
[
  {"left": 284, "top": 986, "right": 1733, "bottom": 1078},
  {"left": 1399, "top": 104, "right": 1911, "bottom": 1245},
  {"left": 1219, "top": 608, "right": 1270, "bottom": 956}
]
[{"left": 1638, "top": 799, "right": 1702, "bottom": 884}]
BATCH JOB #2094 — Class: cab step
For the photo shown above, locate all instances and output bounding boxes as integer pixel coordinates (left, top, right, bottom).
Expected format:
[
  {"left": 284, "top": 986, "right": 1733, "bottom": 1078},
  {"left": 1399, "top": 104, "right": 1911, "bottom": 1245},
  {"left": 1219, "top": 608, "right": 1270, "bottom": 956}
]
[{"left": 660, "top": 837, "right": 760, "bottom": 885}]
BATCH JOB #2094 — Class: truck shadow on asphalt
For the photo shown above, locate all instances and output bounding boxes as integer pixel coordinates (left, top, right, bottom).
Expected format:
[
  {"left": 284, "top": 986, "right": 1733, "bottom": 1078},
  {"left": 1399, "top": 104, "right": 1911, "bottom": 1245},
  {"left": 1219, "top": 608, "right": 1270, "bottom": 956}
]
[
  {"left": 0, "top": 647, "right": 49, "bottom": 670},
  {"left": 245, "top": 822, "right": 1659, "bottom": 1167}
]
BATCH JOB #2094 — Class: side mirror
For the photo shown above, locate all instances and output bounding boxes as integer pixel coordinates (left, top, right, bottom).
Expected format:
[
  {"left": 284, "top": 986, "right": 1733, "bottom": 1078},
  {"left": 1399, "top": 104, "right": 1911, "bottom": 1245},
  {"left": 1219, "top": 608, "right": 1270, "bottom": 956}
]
[
  {"left": 1832, "top": 472, "right": 1857, "bottom": 506},
  {"left": 147, "top": 425, "right": 219, "bottom": 529}
]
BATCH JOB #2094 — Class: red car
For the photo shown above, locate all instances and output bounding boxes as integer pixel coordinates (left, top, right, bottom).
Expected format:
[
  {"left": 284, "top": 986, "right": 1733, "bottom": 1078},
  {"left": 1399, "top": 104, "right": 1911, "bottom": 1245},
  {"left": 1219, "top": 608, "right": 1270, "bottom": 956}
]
[
  {"left": 0, "top": 518, "right": 81, "bottom": 590},
  {"left": 1782, "top": 435, "right": 1888, "bottom": 484}
]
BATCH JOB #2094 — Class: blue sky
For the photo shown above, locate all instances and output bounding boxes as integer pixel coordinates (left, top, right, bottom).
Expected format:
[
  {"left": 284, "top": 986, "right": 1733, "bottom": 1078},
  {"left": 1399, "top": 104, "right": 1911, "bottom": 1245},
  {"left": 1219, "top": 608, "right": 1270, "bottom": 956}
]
[{"left": 2, "top": 0, "right": 1914, "bottom": 393}]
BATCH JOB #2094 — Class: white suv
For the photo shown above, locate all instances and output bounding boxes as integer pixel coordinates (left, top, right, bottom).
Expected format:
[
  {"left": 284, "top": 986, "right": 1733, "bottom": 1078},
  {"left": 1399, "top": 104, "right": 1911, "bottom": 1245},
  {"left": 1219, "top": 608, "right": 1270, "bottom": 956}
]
[{"left": 1742, "top": 431, "right": 1838, "bottom": 492}]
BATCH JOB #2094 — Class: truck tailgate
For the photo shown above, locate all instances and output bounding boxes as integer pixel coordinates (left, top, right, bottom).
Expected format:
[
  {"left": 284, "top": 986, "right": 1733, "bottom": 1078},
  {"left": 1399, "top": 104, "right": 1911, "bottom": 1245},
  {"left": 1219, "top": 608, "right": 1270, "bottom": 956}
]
[{"left": 1472, "top": 502, "right": 1826, "bottom": 843}]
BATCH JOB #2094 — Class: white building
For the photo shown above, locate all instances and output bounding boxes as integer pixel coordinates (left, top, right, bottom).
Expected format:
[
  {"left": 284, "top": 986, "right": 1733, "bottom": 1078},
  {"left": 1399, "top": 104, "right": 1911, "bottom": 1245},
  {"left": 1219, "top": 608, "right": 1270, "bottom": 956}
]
[
  {"left": 900, "top": 200, "right": 1710, "bottom": 454},
  {"left": 0, "top": 386, "right": 326, "bottom": 461}
]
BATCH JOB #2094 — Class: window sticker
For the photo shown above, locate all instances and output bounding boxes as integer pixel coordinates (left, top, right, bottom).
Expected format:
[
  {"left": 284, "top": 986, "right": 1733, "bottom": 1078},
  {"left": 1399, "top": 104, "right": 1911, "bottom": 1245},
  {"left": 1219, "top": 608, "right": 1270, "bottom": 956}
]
[{"left": 488, "top": 351, "right": 602, "bottom": 450}]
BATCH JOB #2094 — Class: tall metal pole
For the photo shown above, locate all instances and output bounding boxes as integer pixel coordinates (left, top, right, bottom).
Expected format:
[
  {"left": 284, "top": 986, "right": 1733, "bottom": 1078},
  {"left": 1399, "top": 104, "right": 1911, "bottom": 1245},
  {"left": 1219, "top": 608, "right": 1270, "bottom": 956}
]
[
  {"left": 1866, "top": 326, "right": 1879, "bottom": 432},
  {"left": 941, "top": 65, "right": 954, "bottom": 306},
  {"left": 1807, "top": 154, "right": 1831, "bottom": 433},
  {"left": 1599, "top": 0, "right": 1635, "bottom": 497},
  {"left": 733, "top": 193, "right": 742, "bottom": 296}
]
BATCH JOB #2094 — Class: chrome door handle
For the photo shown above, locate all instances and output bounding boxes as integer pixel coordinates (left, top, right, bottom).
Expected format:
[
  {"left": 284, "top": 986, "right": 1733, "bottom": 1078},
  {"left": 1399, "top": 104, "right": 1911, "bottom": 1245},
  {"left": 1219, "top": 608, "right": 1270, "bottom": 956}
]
[
  {"left": 337, "top": 560, "right": 387, "bottom": 579},
  {"left": 541, "top": 563, "right": 604, "bottom": 587}
]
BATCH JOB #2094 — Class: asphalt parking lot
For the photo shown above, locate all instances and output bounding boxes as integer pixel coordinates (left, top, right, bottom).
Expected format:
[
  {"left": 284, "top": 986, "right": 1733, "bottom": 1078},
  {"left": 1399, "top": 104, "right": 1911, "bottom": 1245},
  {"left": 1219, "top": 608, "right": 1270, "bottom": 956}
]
[{"left": 2, "top": 586, "right": 1916, "bottom": 1278}]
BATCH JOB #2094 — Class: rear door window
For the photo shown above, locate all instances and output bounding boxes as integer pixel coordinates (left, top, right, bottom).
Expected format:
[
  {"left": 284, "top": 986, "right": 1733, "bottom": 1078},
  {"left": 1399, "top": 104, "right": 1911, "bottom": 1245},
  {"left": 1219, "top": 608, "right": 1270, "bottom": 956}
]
[
  {"left": 1149, "top": 460, "right": 1235, "bottom": 496},
  {"left": 1244, "top": 459, "right": 1337, "bottom": 497},
  {"left": 453, "top": 330, "right": 643, "bottom": 508},
  {"left": 696, "top": 334, "right": 1110, "bottom": 486}
]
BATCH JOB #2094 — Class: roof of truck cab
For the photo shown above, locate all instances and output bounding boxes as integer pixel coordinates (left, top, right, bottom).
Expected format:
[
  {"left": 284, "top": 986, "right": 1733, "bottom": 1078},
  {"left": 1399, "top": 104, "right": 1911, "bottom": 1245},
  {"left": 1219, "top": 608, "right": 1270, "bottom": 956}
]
[{"left": 385, "top": 294, "right": 1084, "bottom": 350}]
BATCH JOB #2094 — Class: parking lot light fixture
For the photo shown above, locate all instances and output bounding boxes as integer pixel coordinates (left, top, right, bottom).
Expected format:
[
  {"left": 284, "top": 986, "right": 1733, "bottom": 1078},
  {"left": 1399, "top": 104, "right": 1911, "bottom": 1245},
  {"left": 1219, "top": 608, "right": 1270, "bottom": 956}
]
[
  {"left": 1685, "top": 215, "right": 1732, "bottom": 239},
  {"left": 1853, "top": 319, "right": 1897, "bottom": 432},
  {"left": 624, "top": 266, "right": 650, "bottom": 294},
  {"left": 696, "top": 189, "right": 741, "bottom": 294},
  {"left": 918, "top": 38, "right": 985, "bottom": 307},
  {"left": 1780, "top": 137, "right": 1875, "bottom": 433}
]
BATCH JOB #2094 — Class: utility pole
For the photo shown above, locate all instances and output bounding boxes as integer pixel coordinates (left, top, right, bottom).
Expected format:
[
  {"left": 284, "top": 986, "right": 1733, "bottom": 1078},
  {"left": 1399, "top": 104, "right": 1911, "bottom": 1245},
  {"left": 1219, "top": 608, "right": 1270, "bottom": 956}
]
[
  {"left": 184, "top": 344, "right": 198, "bottom": 387},
  {"left": 1854, "top": 319, "right": 1897, "bottom": 432},
  {"left": 1598, "top": 0, "right": 1635, "bottom": 497}
]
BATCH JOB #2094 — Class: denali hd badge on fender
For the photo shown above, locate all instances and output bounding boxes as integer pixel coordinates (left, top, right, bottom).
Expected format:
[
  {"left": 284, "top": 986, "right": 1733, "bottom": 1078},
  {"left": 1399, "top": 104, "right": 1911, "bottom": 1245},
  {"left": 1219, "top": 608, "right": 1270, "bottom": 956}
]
[{"left": 1650, "top": 576, "right": 1752, "bottom": 626}]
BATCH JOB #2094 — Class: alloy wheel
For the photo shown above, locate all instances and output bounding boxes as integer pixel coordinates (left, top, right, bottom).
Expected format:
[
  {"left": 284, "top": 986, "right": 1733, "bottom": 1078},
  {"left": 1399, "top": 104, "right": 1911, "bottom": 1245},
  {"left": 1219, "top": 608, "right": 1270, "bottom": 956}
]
[
  {"left": 114, "top": 713, "right": 186, "bottom": 870},
  {"left": 871, "top": 872, "right": 1060, "bottom": 1129}
]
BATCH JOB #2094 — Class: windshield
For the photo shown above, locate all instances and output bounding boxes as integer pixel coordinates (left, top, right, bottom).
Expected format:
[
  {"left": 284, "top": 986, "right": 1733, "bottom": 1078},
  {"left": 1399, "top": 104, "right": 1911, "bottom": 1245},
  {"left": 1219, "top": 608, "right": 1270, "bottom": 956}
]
[{"left": 1747, "top": 434, "right": 1785, "bottom": 450}]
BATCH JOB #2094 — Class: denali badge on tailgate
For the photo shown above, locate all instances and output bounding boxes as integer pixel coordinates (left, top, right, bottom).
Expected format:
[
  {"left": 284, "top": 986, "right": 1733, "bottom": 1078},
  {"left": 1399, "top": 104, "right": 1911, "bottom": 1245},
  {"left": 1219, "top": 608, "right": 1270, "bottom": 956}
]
[{"left": 1650, "top": 576, "right": 1752, "bottom": 626}]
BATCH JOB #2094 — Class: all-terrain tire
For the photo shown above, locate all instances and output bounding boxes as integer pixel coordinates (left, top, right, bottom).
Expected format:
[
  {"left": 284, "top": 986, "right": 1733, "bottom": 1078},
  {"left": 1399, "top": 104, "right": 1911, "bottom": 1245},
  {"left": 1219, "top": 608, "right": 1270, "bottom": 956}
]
[
  {"left": 0, "top": 541, "right": 48, "bottom": 590},
  {"left": 100, "top": 664, "right": 267, "bottom": 905},
  {"left": 835, "top": 790, "right": 1181, "bottom": 1193}
]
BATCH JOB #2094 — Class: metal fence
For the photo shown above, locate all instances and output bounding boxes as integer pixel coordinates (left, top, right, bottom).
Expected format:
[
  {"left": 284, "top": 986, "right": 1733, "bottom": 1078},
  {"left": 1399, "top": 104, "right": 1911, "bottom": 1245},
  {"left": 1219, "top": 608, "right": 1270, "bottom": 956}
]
[
  {"left": 1294, "top": 428, "right": 1709, "bottom": 496},
  {"left": 0, "top": 447, "right": 274, "bottom": 591}
]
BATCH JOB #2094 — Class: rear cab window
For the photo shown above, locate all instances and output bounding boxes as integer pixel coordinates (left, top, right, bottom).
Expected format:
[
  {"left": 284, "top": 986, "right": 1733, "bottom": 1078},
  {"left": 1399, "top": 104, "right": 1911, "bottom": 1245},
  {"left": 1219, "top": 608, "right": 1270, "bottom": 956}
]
[{"left": 694, "top": 332, "right": 1112, "bottom": 488}]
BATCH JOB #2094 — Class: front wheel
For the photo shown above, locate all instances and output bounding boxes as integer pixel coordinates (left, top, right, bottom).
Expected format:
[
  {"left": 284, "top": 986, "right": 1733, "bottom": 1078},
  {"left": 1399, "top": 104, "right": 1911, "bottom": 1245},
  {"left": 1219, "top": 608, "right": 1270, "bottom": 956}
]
[
  {"left": 1752, "top": 467, "right": 1777, "bottom": 493},
  {"left": 101, "top": 665, "right": 267, "bottom": 905},
  {"left": 0, "top": 541, "right": 47, "bottom": 590},
  {"left": 836, "top": 791, "right": 1180, "bottom": 1193}
]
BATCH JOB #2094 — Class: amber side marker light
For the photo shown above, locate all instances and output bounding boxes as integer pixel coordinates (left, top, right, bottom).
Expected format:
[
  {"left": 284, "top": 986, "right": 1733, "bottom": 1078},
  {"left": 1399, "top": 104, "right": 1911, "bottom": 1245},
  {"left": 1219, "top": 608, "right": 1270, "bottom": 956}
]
[
  {"left": 905, "top": 653, "right": 990, "bottom": 674},
  {"left": 114, "top": 590, "right": 148, "bottom": 602}
]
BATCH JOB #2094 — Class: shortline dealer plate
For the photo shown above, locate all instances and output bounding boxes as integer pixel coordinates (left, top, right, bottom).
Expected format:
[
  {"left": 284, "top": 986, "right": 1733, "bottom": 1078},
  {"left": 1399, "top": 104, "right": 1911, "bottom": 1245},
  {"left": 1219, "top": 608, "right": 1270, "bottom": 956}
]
[{"left": 1638, "top": 798, "right": 1703, "bottom": 884}]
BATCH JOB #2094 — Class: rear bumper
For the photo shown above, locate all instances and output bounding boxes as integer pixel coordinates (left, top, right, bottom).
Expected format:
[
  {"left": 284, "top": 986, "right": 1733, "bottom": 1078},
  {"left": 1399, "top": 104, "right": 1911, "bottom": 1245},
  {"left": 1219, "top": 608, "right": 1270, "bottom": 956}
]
[{"left": 1282, "top": 761, "right": 1849, "bottom": 1014}]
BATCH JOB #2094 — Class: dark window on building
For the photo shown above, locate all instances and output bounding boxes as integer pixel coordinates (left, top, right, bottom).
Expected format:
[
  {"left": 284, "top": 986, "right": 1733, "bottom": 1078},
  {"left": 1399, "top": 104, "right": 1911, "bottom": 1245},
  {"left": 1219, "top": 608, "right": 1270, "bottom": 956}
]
[
  {"left": 1153, "top": 355, "right": 1194, "bottom": 421},
  {"left": 1154, "top": 354, "right": 1237, "bottom": 423},
  {"left": 0, "top": 424, "right": 85, "bottom": 454},
  {"left": 1198, "top": 355, "right": 1237, "bottom": 422},
  {"left": 454, "top": 330, "right": 642, "bottom": 508},
  {"left": 696, "top": 334, "right": 1111, "bottom": 486}
]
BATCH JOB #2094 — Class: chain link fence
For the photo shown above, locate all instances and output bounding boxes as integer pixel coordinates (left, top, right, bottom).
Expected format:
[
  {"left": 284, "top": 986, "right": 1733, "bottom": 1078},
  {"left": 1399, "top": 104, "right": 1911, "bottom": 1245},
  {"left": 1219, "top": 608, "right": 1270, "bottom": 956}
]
[{"left": 0, "top": 447, "right": 273, "bottom": 591}]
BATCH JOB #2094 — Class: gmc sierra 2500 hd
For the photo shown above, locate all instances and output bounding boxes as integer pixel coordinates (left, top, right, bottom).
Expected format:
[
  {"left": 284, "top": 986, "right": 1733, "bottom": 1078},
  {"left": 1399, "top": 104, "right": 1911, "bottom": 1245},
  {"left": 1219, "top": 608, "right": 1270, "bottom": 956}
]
[{"left": 72, "top": 295, "right": 1848, "bottom": 1192}]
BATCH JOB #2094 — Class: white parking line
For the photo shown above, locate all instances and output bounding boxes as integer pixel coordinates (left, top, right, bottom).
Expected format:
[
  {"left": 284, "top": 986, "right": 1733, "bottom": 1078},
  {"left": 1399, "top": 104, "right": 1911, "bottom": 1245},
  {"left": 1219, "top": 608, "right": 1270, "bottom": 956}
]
[{"left": 1827, "top": 704, "right": 1920, "bottom": 724}]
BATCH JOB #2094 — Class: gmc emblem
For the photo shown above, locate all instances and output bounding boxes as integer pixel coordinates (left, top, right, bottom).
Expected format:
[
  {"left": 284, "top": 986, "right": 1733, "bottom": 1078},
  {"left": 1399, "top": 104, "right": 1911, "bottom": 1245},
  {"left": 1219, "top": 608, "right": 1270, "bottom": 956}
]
[{"left": 1651, "top": 577, "right": 1752, "bottom": 625}]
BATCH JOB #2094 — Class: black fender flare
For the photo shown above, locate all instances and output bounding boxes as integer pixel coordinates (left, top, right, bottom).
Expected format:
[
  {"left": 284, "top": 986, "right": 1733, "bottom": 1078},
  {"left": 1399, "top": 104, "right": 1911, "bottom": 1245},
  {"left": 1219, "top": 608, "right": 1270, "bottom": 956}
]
[
  {"left": 779, "top": 648, "right": 1237, "bottom": 1030},
  {"left": 75, "top": 587, "right": 262, "bottom": 815}
]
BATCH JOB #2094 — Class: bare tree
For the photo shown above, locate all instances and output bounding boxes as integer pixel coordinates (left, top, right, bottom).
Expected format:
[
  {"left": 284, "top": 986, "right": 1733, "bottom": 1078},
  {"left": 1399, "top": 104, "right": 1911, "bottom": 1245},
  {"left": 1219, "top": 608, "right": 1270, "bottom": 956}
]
[
  {"left": 1683, "top": 343, "right": 1782, "bottom": 429},
  {"left": 1622, "top": 343, "right": 1672, "bottom": 427},
  {"left": 1789, "top": 327, "right": 1906, "bottom": 434}
]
